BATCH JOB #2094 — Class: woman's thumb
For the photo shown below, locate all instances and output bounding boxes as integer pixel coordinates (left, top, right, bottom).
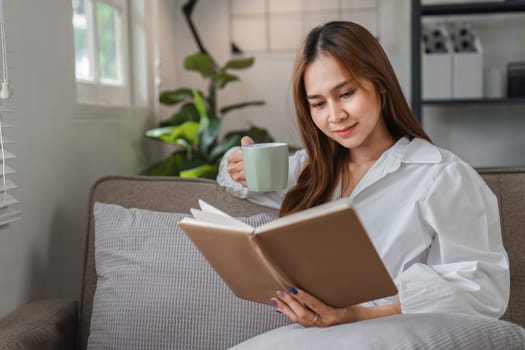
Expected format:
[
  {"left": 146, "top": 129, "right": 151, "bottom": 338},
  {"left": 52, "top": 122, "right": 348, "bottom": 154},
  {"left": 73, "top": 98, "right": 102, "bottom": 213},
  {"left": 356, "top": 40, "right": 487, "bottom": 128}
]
[{"left": 241, "top": 136, "right": 255, "bottom": 146}]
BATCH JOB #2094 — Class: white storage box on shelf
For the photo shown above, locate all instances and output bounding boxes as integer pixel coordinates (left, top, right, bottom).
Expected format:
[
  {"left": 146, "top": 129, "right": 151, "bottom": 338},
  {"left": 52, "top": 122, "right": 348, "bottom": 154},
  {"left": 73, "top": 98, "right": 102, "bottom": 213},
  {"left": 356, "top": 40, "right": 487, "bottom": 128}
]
[
  {"left": 422, "top": 24, "right": 453, "bottom": 100},
  {"left": 450, "top": 24, "right": 483, "bottom": 99}
]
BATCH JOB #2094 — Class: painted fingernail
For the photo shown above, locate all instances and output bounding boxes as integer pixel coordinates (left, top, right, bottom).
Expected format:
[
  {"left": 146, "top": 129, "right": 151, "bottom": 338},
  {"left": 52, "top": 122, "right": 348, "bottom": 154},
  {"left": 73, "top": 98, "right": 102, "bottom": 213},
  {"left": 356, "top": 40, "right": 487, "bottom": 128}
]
[
  {"left": 271, "top": 298, "right": 278, "bottom": 307},
  {"left": 290, "top": 287, "right": 298, "bottom": 295},
  {"left": 276, "top": 290, "right": 285, "bottom": 298},
  {"left": 275, "top": 309, "right": 282, "bottom": 314}
]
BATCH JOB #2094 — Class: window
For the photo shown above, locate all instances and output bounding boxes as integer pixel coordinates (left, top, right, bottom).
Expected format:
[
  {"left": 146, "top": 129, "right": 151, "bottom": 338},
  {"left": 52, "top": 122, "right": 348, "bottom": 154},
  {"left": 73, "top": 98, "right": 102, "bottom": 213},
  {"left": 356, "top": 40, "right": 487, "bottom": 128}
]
[{"left": 72, "top": 0, "right": 131, "bottom": 106}]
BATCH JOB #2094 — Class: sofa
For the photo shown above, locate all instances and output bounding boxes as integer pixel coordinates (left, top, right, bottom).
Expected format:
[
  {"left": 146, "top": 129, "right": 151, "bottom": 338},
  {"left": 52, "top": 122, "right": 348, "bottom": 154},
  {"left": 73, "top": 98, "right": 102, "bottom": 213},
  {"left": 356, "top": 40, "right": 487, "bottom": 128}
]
[{"left": 0, "top": 169, "right": 524, "bottom": 349}]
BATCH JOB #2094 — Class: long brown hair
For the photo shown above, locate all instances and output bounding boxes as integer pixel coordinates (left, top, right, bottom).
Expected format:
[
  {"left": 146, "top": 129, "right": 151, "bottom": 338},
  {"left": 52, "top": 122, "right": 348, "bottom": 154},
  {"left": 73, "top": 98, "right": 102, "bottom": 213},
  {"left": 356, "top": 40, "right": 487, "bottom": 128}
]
[{"left": 280, "top": 21, "right": 431, "bottom": 216}]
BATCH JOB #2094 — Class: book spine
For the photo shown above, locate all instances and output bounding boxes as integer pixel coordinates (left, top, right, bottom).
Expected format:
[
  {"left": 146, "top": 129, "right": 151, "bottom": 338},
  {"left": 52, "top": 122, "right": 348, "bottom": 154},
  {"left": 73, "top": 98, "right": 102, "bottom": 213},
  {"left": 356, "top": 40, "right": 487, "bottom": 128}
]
[{"left": 249, "top": 235, "right": 295, "bottom": 291}]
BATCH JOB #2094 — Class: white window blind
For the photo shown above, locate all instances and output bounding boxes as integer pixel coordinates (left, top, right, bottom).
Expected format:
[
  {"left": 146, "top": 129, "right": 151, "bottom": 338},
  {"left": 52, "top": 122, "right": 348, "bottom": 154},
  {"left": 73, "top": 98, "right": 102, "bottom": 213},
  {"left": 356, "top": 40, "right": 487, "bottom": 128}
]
[
  {"left": 0, "top": 0, "right": 20, "bottom": 226},
  {"left": 0, "top": 110, "right": 20, "bottom": 226}
]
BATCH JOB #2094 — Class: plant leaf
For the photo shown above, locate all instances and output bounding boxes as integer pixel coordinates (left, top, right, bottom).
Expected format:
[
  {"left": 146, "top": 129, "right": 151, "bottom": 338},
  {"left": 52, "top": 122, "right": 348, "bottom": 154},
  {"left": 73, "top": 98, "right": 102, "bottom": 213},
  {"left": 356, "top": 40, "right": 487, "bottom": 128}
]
[
  {"left": 141, "top": 154, "right": 182, "bottom": 176},
  {"left": 145, "top": 122, "right": 200, "bottom": 145},
  {"left": 184, "top": 52, "right": 215, "bottom": 78},
  {"left": 160, "top": 103, "right": 200, "bottom": 127},
  {"left": 193, "top": 89, "right": 209, "bottom": 132},
  {"left": 224, "top": 126, "right": 275, "bottom": 144},
  {"left": 159, "top": 88, "right": 194, "bottom": 105},
  {"left": 213, "top": 72, "right": 239, "bottom": 89},
  {"left": 141, "top": 151, "right": 205, "bottom": 176},
  {"left": 199, "top": 117, "right": 220, "bottom": 159},
  {"left": 208, "top": 134, "right": 241, "bottom": 164},
  {"left": 222, "top": 57, "right": 254, "bottom": 70},
  {"left": 220, "top": 100, "right": 266, "bottom": 115},
  {"left": 179, "top": 164, "right": 218, "bottom": 179},
  {"left": 173, "top": 138, "right": 193, "bottom": 151}
]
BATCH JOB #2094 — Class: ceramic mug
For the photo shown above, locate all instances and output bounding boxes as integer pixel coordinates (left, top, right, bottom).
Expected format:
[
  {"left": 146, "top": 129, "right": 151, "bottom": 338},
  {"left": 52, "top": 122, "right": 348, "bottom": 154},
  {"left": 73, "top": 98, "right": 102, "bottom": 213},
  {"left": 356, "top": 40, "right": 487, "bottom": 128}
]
[{"left": 241, "top": 142, "right": 289, "bottom": 192}]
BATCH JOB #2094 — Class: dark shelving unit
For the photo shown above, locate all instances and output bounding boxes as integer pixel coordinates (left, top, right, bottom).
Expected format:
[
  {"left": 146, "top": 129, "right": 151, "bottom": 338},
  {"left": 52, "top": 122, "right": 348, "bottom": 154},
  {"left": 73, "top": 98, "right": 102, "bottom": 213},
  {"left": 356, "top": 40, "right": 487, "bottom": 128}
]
[
  {"left": 423, "top": 97, "right": 525, "bottom": 106},
  {"left": 423, "top": 1, "right": 525, "bottom": 15},
  {"left": 411, "top": 0, "right": 525, "bottom": 124}
]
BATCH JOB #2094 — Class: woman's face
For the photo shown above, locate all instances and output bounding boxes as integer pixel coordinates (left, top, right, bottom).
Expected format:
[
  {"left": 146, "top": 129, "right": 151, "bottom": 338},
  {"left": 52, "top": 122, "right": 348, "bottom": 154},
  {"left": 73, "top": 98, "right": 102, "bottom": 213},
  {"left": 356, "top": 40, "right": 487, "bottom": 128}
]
[{"left": 304, "top": 53, "right": 390, "bottom": 151}]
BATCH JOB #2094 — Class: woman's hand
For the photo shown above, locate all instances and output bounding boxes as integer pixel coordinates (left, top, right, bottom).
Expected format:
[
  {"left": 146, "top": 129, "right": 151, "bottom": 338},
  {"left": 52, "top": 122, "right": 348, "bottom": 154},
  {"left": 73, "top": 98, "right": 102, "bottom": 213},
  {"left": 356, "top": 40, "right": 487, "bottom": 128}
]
[
  {"left": 271, "top": 288, "right": 401, "bottom": 328},
  {"left": 227, "top": 136, "right": 254, "bottom": 186}
]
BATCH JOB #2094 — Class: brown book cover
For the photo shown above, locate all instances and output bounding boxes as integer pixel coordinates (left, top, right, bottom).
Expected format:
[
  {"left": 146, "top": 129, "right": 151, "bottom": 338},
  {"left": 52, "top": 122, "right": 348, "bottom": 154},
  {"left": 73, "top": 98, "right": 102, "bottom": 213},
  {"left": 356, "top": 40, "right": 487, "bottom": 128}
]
[{"left": 178, "top": 198, "right": 397, "bottom": 308}]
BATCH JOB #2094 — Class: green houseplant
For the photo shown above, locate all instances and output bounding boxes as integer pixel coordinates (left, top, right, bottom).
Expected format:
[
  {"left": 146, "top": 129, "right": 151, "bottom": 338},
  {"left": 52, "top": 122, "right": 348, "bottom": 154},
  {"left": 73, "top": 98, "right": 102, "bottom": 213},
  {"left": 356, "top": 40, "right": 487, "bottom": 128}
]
[
  {"left": 143, "top": 0, "right": 272, "bottom": 178},
  {"left": 143, "top": 53, "right": 273, "bottom": 178}
]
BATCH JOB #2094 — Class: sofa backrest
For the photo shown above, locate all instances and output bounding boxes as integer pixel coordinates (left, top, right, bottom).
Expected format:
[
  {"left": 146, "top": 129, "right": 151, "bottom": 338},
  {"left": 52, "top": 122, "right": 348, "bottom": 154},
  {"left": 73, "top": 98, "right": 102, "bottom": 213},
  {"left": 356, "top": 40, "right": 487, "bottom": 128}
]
[
  {"left": 478, "top": 169, "right": 525, "bottom": 326},
  {"left": 79, "top": 170, "right": 525, "bottom": 349}
]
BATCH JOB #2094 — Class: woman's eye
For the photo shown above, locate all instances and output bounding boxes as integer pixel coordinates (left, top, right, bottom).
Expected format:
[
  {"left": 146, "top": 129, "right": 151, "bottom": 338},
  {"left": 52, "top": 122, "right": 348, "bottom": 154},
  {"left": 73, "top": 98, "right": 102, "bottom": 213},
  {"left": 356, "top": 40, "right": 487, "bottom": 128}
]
[
  {"left": 339, "top": 90, "right": 355, "bottom": 99},
  {"left": 311, "top": 101, "right": 325, "bottom": 109}
]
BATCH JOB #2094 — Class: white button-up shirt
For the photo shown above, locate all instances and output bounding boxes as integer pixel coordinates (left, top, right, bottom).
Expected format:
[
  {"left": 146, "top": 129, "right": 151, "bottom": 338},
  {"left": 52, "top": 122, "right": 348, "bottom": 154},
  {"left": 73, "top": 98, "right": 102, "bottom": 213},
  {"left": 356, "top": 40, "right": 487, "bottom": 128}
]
[{"left": 216, "top": 137, "right": 510, "bottom": 318}]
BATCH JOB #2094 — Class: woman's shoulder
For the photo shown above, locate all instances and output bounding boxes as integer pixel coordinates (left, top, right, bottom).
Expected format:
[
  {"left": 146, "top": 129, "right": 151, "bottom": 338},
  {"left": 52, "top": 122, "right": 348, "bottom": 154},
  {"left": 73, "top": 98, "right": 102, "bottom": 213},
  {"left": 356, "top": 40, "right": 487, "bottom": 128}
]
[
  {"left": 404, "top": 138, "right": 471, "bottom": 167},
  {"left": 401, "top": 137, "right": 442, "bottom": 165},
  {"left": 404, "top": 137, "right": 484, "bottom": 185}
]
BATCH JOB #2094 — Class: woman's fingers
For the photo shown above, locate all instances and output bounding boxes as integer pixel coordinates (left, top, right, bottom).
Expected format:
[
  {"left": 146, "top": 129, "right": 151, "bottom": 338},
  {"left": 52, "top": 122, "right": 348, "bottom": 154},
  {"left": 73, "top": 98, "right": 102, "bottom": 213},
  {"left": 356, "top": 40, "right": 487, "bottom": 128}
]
[
  {"left": 289, "top": 288, "right": 330, "bottom": 316},
  {"left": 273, "top": 288, "right": 359, "bottom": 327},
  {"left": 226, "top": 136, "right": 254, "bottom": 186},
  {"left": 227, "top": 150, "right": 246, "bottom": 184},
  {"left": 241, "top": 136, "right": 255, "bottom": 146},
  {"left": 227, "top": 149, "right": 243, "bottom": 166},
  {"left": 274, "top": 290, "right": 325, "bottom": 327},
  {"left": 227, "top": 154, "right": 243, "bottom": 174}
]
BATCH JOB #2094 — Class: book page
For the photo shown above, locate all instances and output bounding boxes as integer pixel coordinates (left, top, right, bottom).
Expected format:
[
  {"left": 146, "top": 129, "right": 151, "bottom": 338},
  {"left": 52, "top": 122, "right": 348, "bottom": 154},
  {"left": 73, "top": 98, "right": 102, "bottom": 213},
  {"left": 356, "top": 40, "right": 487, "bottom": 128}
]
[
  {"left": 255, "top": 197, "right": 353, "bottom": 233},
  {"left": 198, "top": 199, "right": 231, "bottom": 216},
  {"left": 179, "top": 217, "right": 253, "bottom": 234},
  {"left": 190, "top": 208, "right": 253, "bottom": 231}
]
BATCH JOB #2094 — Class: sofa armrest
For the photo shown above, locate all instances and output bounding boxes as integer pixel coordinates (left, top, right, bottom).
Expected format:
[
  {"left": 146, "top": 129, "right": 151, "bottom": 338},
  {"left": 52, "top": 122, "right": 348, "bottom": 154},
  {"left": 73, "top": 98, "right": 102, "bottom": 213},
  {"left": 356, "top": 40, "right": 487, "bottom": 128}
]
[{"left": 0, "top": 299, "right": 78, "bottom": 350}]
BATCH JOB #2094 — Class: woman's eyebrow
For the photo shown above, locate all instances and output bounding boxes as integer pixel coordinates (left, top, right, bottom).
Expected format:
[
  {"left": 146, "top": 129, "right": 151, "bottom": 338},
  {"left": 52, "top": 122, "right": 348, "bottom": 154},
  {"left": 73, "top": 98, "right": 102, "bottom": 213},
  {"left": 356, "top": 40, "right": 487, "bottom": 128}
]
[{"left": 306, "top": 81, "right": 351, "bottom": 100}]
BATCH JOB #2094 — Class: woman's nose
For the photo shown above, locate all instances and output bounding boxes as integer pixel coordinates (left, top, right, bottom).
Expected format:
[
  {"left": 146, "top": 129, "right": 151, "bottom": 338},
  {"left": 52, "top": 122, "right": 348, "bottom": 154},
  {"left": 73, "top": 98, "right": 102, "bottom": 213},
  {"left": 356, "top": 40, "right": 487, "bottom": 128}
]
[{"left": 328, "top": 102, "right": 347, "bottom": 123}]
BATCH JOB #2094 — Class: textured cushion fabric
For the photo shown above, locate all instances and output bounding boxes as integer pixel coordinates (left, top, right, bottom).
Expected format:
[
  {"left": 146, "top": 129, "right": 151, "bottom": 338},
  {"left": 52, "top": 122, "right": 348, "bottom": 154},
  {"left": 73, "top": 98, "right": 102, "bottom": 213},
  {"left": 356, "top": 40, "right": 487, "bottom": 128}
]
[
  {"left": 480, "top": 171, "right": 525, "bottom": 326},
  {"left": 230, "top": 313, "right": 525, "bottom": 350},
  {"left": 0, "top": 299, "right": 78, "bottom": 350},
  {"left": 500, "top": 173, "right": 525, "bottom": 326},
  {"left": 81, "top": 177, "right": 280, "bottom": 350},
  {"left": 88, "top": 202, "right": 289, "bottom": 350}
]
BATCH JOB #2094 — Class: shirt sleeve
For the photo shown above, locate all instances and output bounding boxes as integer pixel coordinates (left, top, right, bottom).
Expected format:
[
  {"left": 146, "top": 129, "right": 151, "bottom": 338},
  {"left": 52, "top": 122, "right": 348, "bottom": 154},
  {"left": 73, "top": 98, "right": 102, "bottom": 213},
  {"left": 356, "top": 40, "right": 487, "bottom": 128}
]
[
  {"left": 395, "top": 161, "right": 510, "bottom": 318},
  {"left": 216, "top": 147, "right": 308, "bottom": 210}
]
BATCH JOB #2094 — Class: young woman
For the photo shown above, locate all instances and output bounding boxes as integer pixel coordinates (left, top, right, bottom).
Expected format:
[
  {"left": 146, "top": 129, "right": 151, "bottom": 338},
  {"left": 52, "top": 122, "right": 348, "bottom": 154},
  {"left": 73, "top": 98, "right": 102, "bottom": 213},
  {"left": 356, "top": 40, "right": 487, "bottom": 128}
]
[{"left": 216, "top": 21, "right": 509, "bottom": 328}]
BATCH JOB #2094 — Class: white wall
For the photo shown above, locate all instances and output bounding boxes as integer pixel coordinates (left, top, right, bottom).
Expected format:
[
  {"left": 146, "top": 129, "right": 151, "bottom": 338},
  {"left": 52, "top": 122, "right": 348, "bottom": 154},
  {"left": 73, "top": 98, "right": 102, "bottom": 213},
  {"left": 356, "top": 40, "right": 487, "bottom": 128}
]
[
  {"left": 0, "top": 0, "right": 155, "bottom": 318},
  {"left": 160, "top": 0, "right": 524, "bottom": 167},
  {"left": 159, "top": 0, "right": 410, "bottom": 147}
]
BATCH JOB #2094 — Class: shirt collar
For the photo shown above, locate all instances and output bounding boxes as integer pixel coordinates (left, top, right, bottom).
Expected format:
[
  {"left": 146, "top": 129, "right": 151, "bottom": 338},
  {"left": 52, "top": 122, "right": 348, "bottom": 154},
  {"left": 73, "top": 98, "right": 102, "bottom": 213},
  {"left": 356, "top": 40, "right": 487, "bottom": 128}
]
[
  {"left": 400, "top": 137, "right": 442, "bottom": 164},
  {"left": 339, "top": 137, "right": 442, "bottom": 200}
]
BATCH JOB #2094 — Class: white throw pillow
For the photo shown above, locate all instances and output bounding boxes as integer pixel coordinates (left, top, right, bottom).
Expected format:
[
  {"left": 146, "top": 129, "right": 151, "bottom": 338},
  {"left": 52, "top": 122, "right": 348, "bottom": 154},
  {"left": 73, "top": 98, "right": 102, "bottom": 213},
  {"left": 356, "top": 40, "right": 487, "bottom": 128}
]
[
  {"left": 88, "top": 202, "right": 289, "bottom": 350},
  {"left": 230, "top": 313, "right": 525, "bottom": 350}
]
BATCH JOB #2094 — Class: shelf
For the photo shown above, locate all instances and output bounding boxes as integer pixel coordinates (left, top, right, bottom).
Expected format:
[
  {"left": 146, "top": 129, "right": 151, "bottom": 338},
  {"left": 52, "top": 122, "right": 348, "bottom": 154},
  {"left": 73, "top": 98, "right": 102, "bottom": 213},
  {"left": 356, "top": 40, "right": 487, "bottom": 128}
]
[
  {"left": 422, "top": 1, "right": 525, "bottom": 16},
  {"left": 422, "top": 97, "right": 525, "bottom": 106},
  {"left": 411, "top": 0, "right": 525, "bottom": 123}
]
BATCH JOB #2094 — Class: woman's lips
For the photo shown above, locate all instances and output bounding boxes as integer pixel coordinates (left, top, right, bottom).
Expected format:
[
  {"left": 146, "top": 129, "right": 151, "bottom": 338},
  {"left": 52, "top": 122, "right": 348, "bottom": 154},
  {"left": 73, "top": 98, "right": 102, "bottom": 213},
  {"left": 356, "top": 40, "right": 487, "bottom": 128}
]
[{"left": 334, "top": 123, "right": 357, "bottom": 136}]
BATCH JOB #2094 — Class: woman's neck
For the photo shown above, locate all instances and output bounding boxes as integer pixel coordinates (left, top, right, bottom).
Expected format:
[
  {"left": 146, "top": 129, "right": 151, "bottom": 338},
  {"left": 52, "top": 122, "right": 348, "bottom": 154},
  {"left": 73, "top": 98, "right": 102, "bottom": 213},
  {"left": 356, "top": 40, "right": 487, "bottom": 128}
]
[
  {"left": 349, "top": 132, "right": 395, "bottom": 167},
  {"left": 337, "top": 126, "right": 396, "bottom": 198}
]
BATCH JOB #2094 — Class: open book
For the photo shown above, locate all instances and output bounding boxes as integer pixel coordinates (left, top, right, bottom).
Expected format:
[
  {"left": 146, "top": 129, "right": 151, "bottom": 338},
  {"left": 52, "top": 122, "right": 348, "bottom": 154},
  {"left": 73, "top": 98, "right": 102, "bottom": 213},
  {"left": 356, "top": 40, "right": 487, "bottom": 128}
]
[{"left": 178, "top": 198, "right": 397, "bottom": 308}]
